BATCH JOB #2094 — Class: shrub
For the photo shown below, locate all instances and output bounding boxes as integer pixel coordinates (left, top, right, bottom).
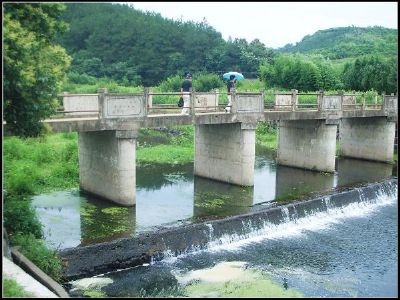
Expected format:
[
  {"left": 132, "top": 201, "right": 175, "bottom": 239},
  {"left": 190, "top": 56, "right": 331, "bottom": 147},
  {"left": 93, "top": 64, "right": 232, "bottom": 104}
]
[
  {"left": 3, "top": 277, "right": 34, "bottom": 297},
  {"left": 11, "top": 233, "right": 63, "bottom": 282},
  {"left": 193, "top": 73, "right": 224, "bottom": 92},
  {"left": 67, "top": 71, "right": 97, "bottom": 85},
  {"left": 3, "top": 197, "right": 43, "bottom": 239},
  {"left": 157, "top": 74, "right": 183, "bottom": 92}
]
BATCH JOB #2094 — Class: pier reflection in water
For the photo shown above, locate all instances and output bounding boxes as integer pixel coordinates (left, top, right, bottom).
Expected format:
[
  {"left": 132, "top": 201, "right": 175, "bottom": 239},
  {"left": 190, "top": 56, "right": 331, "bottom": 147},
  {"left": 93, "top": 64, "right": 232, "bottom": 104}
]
[{"left": 32, "top": 150, "right": 395, "bottom": 250}]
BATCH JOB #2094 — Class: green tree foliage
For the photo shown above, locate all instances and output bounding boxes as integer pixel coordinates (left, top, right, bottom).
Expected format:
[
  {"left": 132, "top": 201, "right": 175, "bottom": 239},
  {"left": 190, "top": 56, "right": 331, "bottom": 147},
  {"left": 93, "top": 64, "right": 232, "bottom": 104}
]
[
  {"left": 57, "top": 3, "right": 275, "bottom": 86},
  {"left": 259, "top": 54, "right": 342, "bottom": 91},
  {"left": 4, "top": 3, "right": 71, "bottom": 137},
  {"left": 342, "top": 55, "right": 397, "bottom": 93},
  {"left": 279, "top": 26, "right": 398, "bottom": 59}
]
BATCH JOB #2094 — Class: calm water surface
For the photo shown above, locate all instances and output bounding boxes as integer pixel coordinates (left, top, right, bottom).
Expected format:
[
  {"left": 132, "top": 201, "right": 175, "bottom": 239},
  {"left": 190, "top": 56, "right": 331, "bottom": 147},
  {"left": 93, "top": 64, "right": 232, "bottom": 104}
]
[{"left": 32, "top": 149, "right": 395, "bottom": 250}]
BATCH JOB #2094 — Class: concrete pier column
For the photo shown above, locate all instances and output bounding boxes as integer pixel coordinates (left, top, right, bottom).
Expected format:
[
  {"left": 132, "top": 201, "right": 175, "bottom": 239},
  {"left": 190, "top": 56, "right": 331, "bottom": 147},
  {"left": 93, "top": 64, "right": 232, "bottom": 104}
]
[
  {"left": 78, "top": 130, "right": 137, "bottom": 206},
  {"left": 277, "top": 119, "right": 337, "bottom": 172},
  {"left": 339, "top": 117, "right": 395, "bottom": 163},
  {"left": 194, "top": 123, "right": 256, "bottom": 186}
]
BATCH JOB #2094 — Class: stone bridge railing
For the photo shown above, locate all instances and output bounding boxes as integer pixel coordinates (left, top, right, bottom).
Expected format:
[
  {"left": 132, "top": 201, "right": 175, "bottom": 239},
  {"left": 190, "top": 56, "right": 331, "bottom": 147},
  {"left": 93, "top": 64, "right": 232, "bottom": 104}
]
[{"left": 58, "top": 89, "right": 397, "bottom": 120}]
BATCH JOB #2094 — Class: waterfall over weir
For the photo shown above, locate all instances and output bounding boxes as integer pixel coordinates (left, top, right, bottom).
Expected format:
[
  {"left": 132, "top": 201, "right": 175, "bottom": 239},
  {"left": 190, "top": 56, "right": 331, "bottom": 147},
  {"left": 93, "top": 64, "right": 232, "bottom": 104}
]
[
  {"left": 157, "top": 178, "right": 398, "bottom": 260},
  {"left": 59, "top": 178, "right": 398, "bottom": 280}
]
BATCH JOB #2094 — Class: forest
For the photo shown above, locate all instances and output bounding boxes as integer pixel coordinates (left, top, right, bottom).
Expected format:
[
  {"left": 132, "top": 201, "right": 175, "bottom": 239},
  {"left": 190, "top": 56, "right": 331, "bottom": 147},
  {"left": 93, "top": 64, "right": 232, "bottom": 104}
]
[{"left": 3, "top": 2, "right": 398, "bottom": 136}]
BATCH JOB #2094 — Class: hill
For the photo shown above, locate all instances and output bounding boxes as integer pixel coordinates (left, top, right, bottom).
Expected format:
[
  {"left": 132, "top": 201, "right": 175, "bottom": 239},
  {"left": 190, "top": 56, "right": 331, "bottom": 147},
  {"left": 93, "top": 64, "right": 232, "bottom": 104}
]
[{"left": 278, "top": 26, "right": 398, "bottom": 59}]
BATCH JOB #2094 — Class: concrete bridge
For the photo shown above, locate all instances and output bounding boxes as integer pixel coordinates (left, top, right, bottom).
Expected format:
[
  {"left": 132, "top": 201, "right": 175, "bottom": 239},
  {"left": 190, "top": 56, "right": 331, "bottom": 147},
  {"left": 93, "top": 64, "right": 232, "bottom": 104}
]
[{"left": 44, "top": 89, "right": 398, "bottom": 206}]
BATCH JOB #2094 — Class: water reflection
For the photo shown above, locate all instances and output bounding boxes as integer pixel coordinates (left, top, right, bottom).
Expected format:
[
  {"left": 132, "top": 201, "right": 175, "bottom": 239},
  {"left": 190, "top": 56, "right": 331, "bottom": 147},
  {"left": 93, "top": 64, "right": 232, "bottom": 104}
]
[
  {"left": 275, "top": 165, "right": 335, "bottom": 202},
  {"left": 32, "top": 150, "right": 395, "bottom": 250},
  {"left": 79, "top": 193, "right": 136, "bottom": 246},
  {"left": 336, "top": 158, "right": 393, "bottom": 187},
  {"left": 193, "top": 176, "right": 253, "bottom": 219},
  {"left": 32, "top": 191, "right": 82, "bottom": 249}
]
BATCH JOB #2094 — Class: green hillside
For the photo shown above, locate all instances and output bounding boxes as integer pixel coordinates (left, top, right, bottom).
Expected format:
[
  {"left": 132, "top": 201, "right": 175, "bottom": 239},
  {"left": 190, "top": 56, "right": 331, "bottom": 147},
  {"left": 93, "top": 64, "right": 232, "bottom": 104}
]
[{"left": 279, "top": 26, "right": 398, "bottom": 59}]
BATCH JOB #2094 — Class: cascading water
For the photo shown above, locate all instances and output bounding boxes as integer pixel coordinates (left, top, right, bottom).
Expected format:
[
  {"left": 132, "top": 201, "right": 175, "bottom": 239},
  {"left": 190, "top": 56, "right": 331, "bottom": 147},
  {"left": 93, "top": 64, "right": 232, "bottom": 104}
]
[{"left": 68, "top": 180, "right": 398, "bottom": 298}]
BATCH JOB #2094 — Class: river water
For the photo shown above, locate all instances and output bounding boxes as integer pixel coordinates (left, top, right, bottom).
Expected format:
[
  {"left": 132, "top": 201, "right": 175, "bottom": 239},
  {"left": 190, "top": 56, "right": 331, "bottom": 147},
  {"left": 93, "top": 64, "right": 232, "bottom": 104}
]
[
  {"left": 70, "top": 186, "right": 397, "bottom": 297},
  {"left": 31, "top": 148, "right": 398, "bottom": 297},
  {"left": 32, "top": 148, "right": 396, "bottom": 251}
]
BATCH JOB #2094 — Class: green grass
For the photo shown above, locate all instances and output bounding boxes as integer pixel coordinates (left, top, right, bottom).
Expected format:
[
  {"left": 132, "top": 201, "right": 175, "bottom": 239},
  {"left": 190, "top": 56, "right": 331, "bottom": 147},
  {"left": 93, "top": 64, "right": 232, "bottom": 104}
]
[
  {"left": 256, "top": 122, "right": 278, "bottom": 150},
  {"left": 3, "top": 277, "right": 35, "bottom": 297},
  {"left": 137, "top": 144, "right": 193, "bottom": 165},
  {"left": 10, "top": 233, "right": 63, "bottom": 282},
  {"left": 62, "top": 79, "right": 144, "bottom": 94},
  {"left": 3, "top": 133, "right": 79, "bottom": 197}
]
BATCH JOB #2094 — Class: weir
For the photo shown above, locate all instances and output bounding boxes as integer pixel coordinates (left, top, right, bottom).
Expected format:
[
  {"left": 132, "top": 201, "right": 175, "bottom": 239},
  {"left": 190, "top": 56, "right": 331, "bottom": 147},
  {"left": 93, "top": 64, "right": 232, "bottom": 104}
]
[{"left": 58, "top": 177, "right": 397, "bottom": 280}]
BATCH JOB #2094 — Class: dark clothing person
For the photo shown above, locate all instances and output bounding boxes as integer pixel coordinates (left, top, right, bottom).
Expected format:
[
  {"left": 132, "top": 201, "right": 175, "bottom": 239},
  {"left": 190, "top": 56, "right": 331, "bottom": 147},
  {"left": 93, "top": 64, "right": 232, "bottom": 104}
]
[
  {"left": 180, "top": 73, "right": 192, "bottom": 114},
  {"left": 225, "top": 75, "right": 236, "bottom": 112},
  {"left": 181, "top": 79, "right": 192, "bottom": 92},
  {"left": 227, "top": 80, "right": 235, "bottom": 94}
]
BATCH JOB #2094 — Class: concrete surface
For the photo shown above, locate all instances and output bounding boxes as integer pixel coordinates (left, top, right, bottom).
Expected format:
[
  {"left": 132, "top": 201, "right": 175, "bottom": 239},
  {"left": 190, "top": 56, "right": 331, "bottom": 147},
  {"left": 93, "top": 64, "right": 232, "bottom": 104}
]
[{"left": 3, "top": 256, "right": 59, "bottom": 298}]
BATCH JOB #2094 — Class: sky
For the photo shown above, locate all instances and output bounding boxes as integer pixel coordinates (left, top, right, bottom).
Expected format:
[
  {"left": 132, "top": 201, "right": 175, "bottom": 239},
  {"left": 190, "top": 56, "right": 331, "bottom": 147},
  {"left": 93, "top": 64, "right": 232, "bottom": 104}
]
[{"left": 125, "top": 2, "right": 398, "bottom": 48}]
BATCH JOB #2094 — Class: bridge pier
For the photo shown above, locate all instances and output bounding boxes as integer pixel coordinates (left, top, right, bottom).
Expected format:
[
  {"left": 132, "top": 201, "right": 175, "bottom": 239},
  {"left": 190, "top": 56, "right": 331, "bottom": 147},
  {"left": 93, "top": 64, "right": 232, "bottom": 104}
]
[
  {"left": 78, "top": 130, "right": 137, "bottom": 206},
  {"left": 277, "top": 119, "right": 337, "bottom": 172},
  {"left": 194, "top": 123, "right": 256, "bottom": 186},
  {"left": 339, "top": 117, "right": 395, "bottom": 163}
]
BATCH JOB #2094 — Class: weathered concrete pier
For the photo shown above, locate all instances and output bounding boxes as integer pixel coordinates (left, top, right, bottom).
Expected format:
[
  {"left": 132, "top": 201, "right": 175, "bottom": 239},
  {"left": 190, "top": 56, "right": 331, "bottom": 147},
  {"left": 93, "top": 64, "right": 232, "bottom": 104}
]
[{"left": 43, "top": 89, "right": 397, "bottom": 206}]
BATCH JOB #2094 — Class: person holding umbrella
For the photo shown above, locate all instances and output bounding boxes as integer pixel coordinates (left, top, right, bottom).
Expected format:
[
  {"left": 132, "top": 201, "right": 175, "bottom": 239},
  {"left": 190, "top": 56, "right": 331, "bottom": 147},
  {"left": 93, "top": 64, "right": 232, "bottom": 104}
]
[
  {"left": 225, "top": 74, "right": 236, "bottom": 113},
  {"left": 222, "top": 72, "right": 244, "bottom": 113}
]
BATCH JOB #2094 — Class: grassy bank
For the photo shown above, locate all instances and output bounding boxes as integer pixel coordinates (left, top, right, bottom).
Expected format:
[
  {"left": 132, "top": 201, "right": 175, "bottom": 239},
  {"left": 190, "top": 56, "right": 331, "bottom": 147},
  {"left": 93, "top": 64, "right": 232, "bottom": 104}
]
[{"left": 3, "top": 277, "right": 35, "bottom": 297}]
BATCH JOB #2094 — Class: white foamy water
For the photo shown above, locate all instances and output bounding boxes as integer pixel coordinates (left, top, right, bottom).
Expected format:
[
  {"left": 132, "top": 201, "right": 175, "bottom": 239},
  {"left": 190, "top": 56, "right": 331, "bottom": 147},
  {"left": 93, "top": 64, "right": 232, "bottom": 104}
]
[
  {"left": 162, "top": 185, "right": 397, "bottom": 260},
  {"left": 206, "top": 188, "right": 397, "bottom": 252},
  {"left": 173, "top": 261, "right": 249, "bottom": 285}
]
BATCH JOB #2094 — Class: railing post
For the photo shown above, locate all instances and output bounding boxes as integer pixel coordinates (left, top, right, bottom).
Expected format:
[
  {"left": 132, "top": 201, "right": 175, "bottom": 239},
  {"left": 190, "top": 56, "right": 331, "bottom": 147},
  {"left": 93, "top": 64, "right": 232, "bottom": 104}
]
[
  {"left": 190, "top": 87, "right": 195, "bottom": 116},
  {"left": 381, "top": 91, "right": 386, "bottom": 111},
  {"left": 147, "top": 88, "right": 153, "bottom": 109},
  {"left": 231, "top": 87, "right": 236, "bottom": 113},
  {"left": 61, "top": 91, "right": 69, "bottom": 113},
  {"left": 97, "top": 88, "right": 108, "bottom": 119},
  {"left": 260, "top": 89, "right": 266, "bottom": 111},
  {"left": 362, "top": 93, "right": 366, "bottom": 111},
  {"left": 291, "top": 89, "right": 297, "bottom": 111},
  {"left": 215, "top": 88, "right": 219, "bottom": 112},
  {"left": 317, "top": 90, "right": 324, "bottom": 112},
  {"left": 143, "top": 88, "right": 149, "bottom": 117},
  {"left": 339, "top": 90, "right": 344, "bottom": 111}
]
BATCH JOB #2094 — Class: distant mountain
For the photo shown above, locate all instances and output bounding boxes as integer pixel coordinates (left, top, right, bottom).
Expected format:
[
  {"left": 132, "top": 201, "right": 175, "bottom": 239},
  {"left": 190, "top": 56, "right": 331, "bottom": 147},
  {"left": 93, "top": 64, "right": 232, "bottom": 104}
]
[{"left": 278, "top": 26, "right": 397, "bottom": 59}]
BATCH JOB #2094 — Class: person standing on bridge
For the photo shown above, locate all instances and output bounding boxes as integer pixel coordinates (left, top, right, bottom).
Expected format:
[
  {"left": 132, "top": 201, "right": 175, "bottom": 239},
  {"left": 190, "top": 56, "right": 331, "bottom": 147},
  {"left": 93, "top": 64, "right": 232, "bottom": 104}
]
[
  {"left": 225, "top": 74, "right": 236, "bottom": 113},
  {"left": 180, "top": 73, "right": 192, "bottom": 115}
]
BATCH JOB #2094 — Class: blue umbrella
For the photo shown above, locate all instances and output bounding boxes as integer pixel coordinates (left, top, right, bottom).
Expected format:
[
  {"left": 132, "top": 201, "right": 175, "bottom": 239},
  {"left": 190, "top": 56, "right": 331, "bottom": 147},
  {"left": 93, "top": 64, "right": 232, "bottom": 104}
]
[{"left": 223, "top": 71, "right": 245, "bottom": 80}]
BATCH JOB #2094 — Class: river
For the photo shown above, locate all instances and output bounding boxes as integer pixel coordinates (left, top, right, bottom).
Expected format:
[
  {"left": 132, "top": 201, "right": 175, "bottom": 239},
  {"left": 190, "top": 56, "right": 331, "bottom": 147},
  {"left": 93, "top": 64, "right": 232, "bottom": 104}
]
[{"left": 31, "top": 148, "right": 397, "bottom": 297}]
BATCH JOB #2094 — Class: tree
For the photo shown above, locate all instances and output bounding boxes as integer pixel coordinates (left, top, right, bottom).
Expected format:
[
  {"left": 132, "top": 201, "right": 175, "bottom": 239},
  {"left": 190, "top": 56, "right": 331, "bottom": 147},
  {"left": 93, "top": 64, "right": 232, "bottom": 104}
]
[
  {"left": 4, "top": 3, "right": 71, "bottom": 136},
  {"left": 342, "top": 55, "right": 397, "bottom": 93}
]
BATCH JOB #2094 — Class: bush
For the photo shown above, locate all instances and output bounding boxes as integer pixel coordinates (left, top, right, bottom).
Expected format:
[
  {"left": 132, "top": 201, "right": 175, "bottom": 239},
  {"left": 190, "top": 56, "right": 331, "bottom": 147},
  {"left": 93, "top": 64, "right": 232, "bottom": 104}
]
[
  {"left": 67, "top": 71, "right": 97, "bottom": 85},
  {"left": 3, "top": 277, "right": 34, "bottom": 297},
  {"left": 157, "top": 74, "right": 184, "bottom": 92},
  {"left": 3, "top": 197, "right": 43, "bottom": 239},
  {"left": 193, "top": 73, "right": 224, "bottom": 92},
  {"left": 10, "top": 233, "right": 63, "bottom": 282}
]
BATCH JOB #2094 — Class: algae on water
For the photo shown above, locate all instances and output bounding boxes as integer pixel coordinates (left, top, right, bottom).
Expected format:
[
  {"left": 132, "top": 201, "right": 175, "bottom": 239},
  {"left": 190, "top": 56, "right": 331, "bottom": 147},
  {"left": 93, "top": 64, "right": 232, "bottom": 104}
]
[{"left": 174, "top": 261, "right": 303, "bottom": 298}]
